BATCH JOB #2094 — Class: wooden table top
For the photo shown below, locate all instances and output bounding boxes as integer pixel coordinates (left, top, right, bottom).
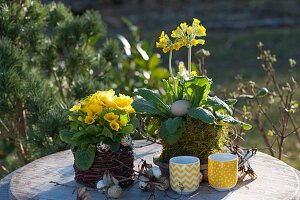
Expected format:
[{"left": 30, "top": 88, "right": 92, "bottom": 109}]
[{"left": 1, "top": 140, "right": 300, "bottom": 200}]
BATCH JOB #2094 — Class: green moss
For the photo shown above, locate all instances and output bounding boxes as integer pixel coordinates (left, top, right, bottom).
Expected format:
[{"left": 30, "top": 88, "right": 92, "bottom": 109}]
[{"left": 159, "top": 117, "right": 228, "bottom": 164}]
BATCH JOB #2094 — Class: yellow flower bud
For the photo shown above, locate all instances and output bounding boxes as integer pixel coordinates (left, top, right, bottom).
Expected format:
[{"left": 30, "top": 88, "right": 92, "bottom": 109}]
[{"left": 191, "top": 39, "right": 198, "bottom": 46}]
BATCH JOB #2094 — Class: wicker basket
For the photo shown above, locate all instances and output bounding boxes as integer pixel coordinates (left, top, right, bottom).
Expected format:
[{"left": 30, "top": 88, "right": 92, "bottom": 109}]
[{"left": 73, "top": 146, "right": 135, "bottom": 188}]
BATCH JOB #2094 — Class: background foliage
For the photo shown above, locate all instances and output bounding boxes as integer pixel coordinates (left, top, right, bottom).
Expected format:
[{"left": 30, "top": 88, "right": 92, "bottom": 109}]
[{"left": 0, "top": 0, "right": 299, "bottom": 178}]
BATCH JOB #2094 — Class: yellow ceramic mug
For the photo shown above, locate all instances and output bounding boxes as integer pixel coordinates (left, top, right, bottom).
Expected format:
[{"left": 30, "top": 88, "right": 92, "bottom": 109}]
[
  {"left": 208, "top": 153, "right": 238, "bottom": 191},
  {"left": 169, "top": 156, "right": 200, "bottom": 194}
]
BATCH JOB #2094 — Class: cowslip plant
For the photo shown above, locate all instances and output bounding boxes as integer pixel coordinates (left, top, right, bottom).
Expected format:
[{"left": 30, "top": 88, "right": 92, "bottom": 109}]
[
  {"left": 59, "top": 90, "right": 138, "bottom": 170},
  {"left": 132, "top": 19, "right": 252, "bottom": 145}
]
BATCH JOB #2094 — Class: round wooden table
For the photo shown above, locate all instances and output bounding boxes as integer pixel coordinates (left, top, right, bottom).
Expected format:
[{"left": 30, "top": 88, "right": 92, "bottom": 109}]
[{"left": 1, "top": 140, "right": 300, "bottom": 200}]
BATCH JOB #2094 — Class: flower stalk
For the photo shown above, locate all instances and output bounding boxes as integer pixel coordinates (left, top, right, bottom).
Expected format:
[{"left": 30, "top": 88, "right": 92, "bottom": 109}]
[{"left": 188, "top": 46, "right": 192, "bottom": 77}]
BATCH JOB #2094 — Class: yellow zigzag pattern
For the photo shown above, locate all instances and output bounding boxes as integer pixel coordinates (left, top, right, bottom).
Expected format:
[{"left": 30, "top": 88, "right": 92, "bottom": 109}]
[
  {"left": 170, "top": 172, "right": 199, "bottom": 179},
  {"left": 171, "top": 183, "right": 199, "bottom": 190},
  {"left": 169, "top": 163, "right": 199, "bottom": 169},
  {"left": 169, "top": 166, "right": 199, "bottom": 174},
  {"left": 171, "top": 178, "right": 199, "bottom": 185}
]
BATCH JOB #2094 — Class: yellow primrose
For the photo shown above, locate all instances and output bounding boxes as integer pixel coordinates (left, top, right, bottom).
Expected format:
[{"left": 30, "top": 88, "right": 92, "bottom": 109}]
[
  {"left": 118, "top": 119, "right": 127, "bottom": 126},
  {"left": 159, "top": 37, "right": 166, "bottom": 46},
  {"left": 193, "top": 18, "right": 200, "bottom": 24},
  {"left": 88, "top": 103, "right": 103, "bottom": 116},
  {"left": 192, "top": 71, "right": 198, "bottom": 76},
  {"left": 187, "top": 26, "right": 193, "bottom": 35},
  {"left": 68, "top": 116, "right": 73, "bottom": 121},
  {"left": 113, "top": 94, "right": 133, "bottom": 109},
  {"left": 180, "top": 22, "right": 187, "bottom": 29},
  {"left": 199, "top": 39, "right": 205, "bottom": 45},
  {"left": 163, "top": 47, "right": 168, "bottom": 53},
  {"left": 173, "top": 42, "right": 181, "bottom": 51},
  {"left": 171, "top": 27, "right": 180, "bottom": 38},
  {"left": 78, "top": 116, "right": 83, "bottom": 121},
  {"left": 191, "top": 39, "right": 198, "bottom": 46},
  {"left": 104, "top": 112, "right": 119, "bottom": 122},
  {"left": 159, "top": 31, "right": 165, "bottom": 39},
  {"left": 70, "top": 104, "right": 81, "bottom": 112},
  {"left": 85, "top": 116, "right": 95, "bottom": 125},
  {"left": 110, "top": 120, "right": 120, "bottom": 131},
  {"left": 124, "top": 106, "right": 135, "bottom": 114},
  {"left": 156, "top": 42, "right": 160, "bottom": 48}
]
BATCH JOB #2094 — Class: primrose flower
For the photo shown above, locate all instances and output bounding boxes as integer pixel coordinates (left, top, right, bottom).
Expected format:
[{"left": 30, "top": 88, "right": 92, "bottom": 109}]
[
  {"left": 85, "top": 116, "right": 95, "bottom": 124},
  {"left": 110, "top": 120, "right": 120, "bottom": 131},
  {"left": 192, "top": 71, "right": 198, "bottom": 76},
  {"left": 163, "top": 47, "right": 168, "bottom": 53},
  {"left": 191, "top": 39, "right": 198, "bottom": 46},
  {"left": 173, "top": 42, "right": 181, "bottom": 51},
  {"left": 70, "top": 104, "right": 81, "bottom": 112},
  {"left": 78, "top": 116, "right": 83, "bottom": 121},
  {"left": 104, "top": 112, "right": 119, "bottom": 122}
]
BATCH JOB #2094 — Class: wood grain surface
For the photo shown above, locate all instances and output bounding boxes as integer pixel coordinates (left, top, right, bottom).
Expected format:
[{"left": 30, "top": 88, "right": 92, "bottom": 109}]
[{"left": 2, "top": 140, "right": 299, "bottom": 200}]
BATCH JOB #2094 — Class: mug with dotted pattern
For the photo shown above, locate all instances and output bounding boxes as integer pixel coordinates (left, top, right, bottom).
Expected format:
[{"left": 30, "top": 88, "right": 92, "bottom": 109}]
[
  {"left": 169, "top": 156, "right": 200, "bottom": 194},
  {"left": 208, "top": 153, "right": 238, "bottom": 191}
]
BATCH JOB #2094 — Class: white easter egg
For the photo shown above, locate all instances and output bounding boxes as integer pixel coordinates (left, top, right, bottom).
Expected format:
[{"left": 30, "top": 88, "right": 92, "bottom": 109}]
[{"left": 170, "top": 100, "right": 192, "bottom": 116}]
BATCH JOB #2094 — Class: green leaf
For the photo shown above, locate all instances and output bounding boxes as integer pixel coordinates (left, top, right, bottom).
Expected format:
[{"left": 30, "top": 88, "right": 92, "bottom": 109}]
[
  {"left": 135, "top": 88, "right": 171, "bottom": 116},
  {"left": 224, "top": 99, "right": 237, "bottom": 106},
  {"left": 119, "top": 124, "right": 133, "bottom": 134},
  {"left": 184, "top": 76, "right": 212, "bottom": 103},
  {"left": 256, "top": 88, "right": 268, "bottom": 97},
  {"left": 159, "top": 117, "right": 185, "bottom": 145},
  {"left": 75, "top": 145, "right": 96, "bottom": 170},
  {"left": 85, "top": 125, "right": 98, "bottom": 136},
  {"left": 149, "top": 53, "right": 160, "bottom": 70},
  {"left": 72, "top": 131, "right": 86, "bottom": 140},
  {"left": 177, "top": 81, "right": 184, "bottom": 100},
  {"left": 187, "top": 84, "right": 206, "bottom": 107},
  {"left": 102, "top": 126, "right": 113, "bottom": 139},
  {"left": 88, "top": 33, "right": 101, "bottom": 47},
  {"left": 107, "top": 141, "right": 120, "bottom": 152},
  {"left": 132, "top": 99, "right": 168, "bottom": 118},
  {"left": 147, "top": 118, "right": 160, "bottom": 135},
  {"left": 59, "top": 130, "right": 73, "bottom": 144},
  {"left": 130, "top": 118, "right": 139, "bottom": 129},
  {"left": 215, "top": 112, "right": 252, "bottom": 130},
  {"left": 163, "top": 79, "right": 175, "bottom": 104},
  {"left": 187, "top": 107, "right": 216, "bottom": 124},
  {"left": 205, "top": 96, "right": 233, "bottom": 115}
]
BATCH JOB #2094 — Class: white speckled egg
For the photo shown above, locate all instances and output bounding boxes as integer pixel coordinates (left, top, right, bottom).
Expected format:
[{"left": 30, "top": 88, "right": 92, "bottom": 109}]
[
  {"left": 96, "top": 142, "right": 110, "bottom": 153},
  {"left": 120, "top": 135, "right": 132, "bottom": 146},
  {"left": 170, "top": 100, "right": 191, "bottom": 116},
  {"left": 150, "top": 167, "right": 162, "bottom": 179}
]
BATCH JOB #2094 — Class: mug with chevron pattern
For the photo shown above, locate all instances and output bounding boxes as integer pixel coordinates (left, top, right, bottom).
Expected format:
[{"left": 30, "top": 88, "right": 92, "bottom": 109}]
[
  {"left": 208, "top": 153, "right": 238, "bottom": 191},
  {"left": 169, "top": 156, "right": 200, "bottom": 194}
]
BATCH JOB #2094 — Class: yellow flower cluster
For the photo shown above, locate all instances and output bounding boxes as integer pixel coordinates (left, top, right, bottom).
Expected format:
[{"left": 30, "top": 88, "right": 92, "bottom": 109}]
[
  {"left": 156, "top": 18, "right": 206, "bottom": 53},
  {"left": 69, "top": 90, "right": 135, "bottom": 131}
]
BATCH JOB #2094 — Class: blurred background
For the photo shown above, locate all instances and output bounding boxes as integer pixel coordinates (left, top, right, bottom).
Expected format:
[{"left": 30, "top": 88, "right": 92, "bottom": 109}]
[{"left": 0, "top": 0, "right": 299, "bottom": 178}]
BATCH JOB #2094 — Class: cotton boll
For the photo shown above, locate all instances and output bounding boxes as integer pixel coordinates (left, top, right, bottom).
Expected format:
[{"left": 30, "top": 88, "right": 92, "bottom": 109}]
[
  {"left": 171, "top": 100, "right": 191, "bottom": 116},
  {"left": 150, "top": 167, "right": 162, "bottom": 179}
]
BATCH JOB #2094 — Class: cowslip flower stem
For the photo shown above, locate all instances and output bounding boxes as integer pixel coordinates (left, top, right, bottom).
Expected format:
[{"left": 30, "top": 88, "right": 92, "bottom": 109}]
[
  {"left": 168, "top": 50, "right": 177, "bottom": 97},
  {"left": 188, "top": 46, "right": 192, "bottom": 77}
]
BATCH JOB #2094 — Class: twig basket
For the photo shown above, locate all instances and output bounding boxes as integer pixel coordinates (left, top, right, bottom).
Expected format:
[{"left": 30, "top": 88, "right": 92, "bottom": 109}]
[{"left": 73, "top": 146, "right": 135, "bottom": 188}]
